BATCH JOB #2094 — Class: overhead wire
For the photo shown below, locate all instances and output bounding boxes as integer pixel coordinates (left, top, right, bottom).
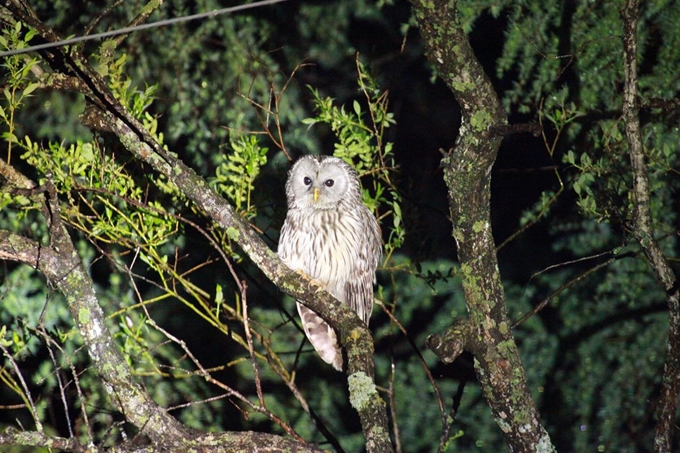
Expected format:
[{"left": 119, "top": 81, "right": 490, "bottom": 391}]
[{"left": 0, "top": 0, "right": 288, "bottom": 58}]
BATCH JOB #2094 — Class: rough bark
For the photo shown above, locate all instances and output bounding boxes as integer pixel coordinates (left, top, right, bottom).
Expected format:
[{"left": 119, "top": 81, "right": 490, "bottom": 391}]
[
  {"left": 0, "top": 227, "right": 190, "bottom": 442},
  {"left": 0, "top": 424, "right": 327, "bottom": 453},
  {"left": 409, "top": 1, "right": 555, "bottom": 451},
  {"left": 620, "top": 1, "right": 680, "bottom": 451}
]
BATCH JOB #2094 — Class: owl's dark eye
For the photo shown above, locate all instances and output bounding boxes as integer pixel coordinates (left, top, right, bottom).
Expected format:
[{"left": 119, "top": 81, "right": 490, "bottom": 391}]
[
  {"left": 303, "top": 176, "right": 312, "bottom": 186},
  {"left": 324, "top": 179, "right": 334, "bottom": 187}
]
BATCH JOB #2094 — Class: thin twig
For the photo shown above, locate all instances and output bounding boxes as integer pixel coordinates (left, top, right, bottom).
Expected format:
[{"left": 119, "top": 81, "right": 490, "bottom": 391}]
[
  {"left": 39, "top": 326, "right": 73, "bottom": 437},
  {"left": 512, "top": 253, "right": 633, "bottom": 328},
  {"left": 0, "top": 343, "right": 42, "bottom": 432},
  {"left": 442, "top": 378, "right": 467, "bottom": 446},
  {"left": 84, "top": 0, "right": 125, "bottom": 36},
  {"left": 387, "top": 358, "right": 402, "bottom": 453},
  {"left": 168, "top": 392, "right": 236, "bottom": 411},
  {"left": 376, "top": 300, "right": 447, "bottom": 437},
  {"left": 235, "top": 62, "right": 311, "bottom": 160},
  {"left": 35, "top": 326, "right": 94, "bottom": 443},
  {"left": 126, "top": 253, "right": 303, "bottom": 442},
  {"left": 525, "top": 249, "right": 617, "bottom": 286},
  {"left": 242, "top": 281, "right": 266, "bottom": 407}
]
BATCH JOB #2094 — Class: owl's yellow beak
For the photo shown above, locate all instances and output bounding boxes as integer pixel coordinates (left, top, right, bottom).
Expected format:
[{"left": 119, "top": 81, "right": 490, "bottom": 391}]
[{"left": 313, "top": 187, "right": 320, "bottom": 202}]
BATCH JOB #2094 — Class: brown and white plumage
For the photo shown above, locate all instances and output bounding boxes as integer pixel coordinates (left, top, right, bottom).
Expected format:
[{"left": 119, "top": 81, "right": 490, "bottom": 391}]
[{"left": 277, "top": 155, "right": 382, "bottom": 370}]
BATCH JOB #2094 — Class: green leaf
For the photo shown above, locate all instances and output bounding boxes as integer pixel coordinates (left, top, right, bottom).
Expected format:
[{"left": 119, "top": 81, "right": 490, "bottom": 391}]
[{"left": 22, "top": 82, "right": 40, "bottom": 97}]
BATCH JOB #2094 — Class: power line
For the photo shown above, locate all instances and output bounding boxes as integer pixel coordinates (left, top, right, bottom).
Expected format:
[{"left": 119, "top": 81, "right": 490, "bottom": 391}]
[{"left": 0, "top": 0, "right": 288, "bottom": 58}]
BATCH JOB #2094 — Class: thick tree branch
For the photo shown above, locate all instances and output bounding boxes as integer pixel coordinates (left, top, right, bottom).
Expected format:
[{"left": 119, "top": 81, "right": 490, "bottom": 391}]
[
  {"left": 620, "top": 2, "right": 680, "bottom": 451},
  {"left": 426, "top": 319, "right": 475, "bottom": 364},
  {"left": 409, "top": 0, "right": 555, "bottom": 451},
  {"left": 0, "top": 425, "right": 326, "bottom": 453},
  {"left": 0, "top": 159, "right": 189, "bottom": 443},
  {"left": 0, "top": 427, "right": 86, "bottom": 452}
]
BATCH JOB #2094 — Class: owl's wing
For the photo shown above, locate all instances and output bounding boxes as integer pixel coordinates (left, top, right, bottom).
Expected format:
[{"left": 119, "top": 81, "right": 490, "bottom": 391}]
[
  {"left": 276, "top": 216, "right": 293, "bottom": 260},
  {"left": 278, "top": 215, "right": 308, "bottom": 273},
  {"left": 344, "top": 206, "right": 382, "bottom": 326}
]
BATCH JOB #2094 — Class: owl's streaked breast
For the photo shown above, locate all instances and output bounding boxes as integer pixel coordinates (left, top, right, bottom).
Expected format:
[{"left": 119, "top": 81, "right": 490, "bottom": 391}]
[{"left": 279, "top": 204, "right": 363, "bottom": 302}]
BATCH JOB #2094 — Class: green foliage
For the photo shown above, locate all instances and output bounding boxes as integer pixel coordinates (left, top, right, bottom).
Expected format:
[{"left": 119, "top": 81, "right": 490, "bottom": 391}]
[
  {"left": 514, "top": 219, "right": 671, "bottom": 451},
  {"left": 0, "top": 13, "right": 220, "bottom": 441},
  {"left": 211, "top": 135, "right": 268, "bottom": 220},
  {"left": 456, "top": 0, "right": 511, "bottom": 34},
  {"left": 303, "top": 60, "right": 404, "bottom": 261},
  {"left": 498, "top": 0, "right": 680, "bottom": 227},
  {"left": 0, "top": 21, "right": 39, "bottom": 165},
  {"left": 123, "top": 0, "right": 321, "bottom": 172},
  {"left": 19, "top": 138, "right": 179, "bottom": 251},
  {"left": 563, "top": 113, "right": 678, "bottom": 229},
  {"left": 0, "top": 264, "right": 87, "bottom": 431},
  {"left": 0, "top": 266, "right": 73, "bottom": 358},
  {"left": 102, "top": 53, "right": 158, "bottom": 119}
]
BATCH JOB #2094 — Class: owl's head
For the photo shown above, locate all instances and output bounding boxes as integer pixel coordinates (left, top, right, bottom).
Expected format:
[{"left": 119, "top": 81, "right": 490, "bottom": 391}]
[{"left": 285, "top": 155, "right": 361, "bottom": 210}]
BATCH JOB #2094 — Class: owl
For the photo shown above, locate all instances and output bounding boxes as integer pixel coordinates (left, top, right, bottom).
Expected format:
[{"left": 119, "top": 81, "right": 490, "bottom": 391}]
[{"left": 278, "top": 155, "right": 382, "bottom": 371}]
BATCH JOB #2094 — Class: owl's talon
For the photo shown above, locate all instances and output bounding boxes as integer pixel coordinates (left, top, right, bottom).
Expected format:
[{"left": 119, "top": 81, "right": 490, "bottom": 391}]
[
  {"left": 292, "top": 269, "right": 325, "bottom": 292},
  {"left": 308, "top": 278, "right": 325, "bottom": 292}
]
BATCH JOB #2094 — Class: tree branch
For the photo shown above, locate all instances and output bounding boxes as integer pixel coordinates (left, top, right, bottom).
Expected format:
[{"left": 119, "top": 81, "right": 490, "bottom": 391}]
[
  {"left": 426, "top": 318, "right": 474, "bottom": 364},
  {"left": 0, "top": 425, "right": 327, "bottom": 453},
  {"left": 0, "top": 427, "right": 87, "bottom": 453},
  {"left": 409, "top": 0, "right": 555, "bottom": 451},
  {"left": 620, "top": 1, "right": 680, "bottom": 451}
]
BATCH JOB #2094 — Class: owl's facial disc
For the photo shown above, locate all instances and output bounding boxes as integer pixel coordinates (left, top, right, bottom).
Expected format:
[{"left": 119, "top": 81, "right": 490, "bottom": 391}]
[{"left": 287, "top": 156, "right": 354, "bottom": 210}]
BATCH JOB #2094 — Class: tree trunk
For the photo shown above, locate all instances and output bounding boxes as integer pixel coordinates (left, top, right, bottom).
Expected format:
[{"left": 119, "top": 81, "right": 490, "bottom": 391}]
[{"left": 409, "top": 1, "right": 556, "bottom": 451}]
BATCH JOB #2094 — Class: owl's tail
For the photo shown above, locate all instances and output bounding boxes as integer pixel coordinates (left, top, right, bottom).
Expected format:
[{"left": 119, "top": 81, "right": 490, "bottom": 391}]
[{"left": 296, "top": 302, "right": 343, "bottom": 371}]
